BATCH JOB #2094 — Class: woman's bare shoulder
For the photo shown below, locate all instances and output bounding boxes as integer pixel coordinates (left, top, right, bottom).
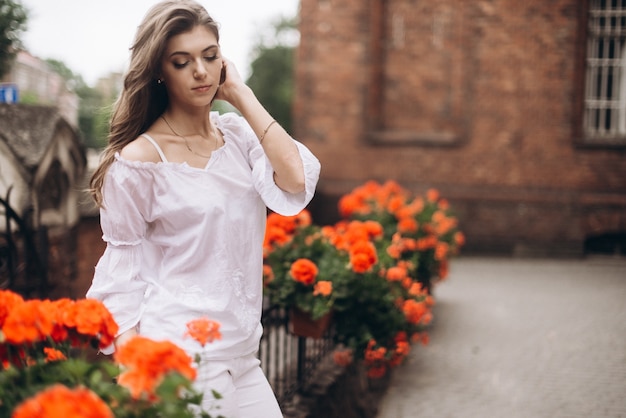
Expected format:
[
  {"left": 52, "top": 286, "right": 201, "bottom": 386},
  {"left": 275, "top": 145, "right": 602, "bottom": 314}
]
[{"left": 120, "top": 134, "right": 162, "bottom": 163}]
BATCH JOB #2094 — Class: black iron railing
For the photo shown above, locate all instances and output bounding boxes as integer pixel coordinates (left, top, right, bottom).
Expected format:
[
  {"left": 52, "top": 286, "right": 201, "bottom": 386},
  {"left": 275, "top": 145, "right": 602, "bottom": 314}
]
[{"left": 259, "top": 304, "right": 335, "bottom": 405}]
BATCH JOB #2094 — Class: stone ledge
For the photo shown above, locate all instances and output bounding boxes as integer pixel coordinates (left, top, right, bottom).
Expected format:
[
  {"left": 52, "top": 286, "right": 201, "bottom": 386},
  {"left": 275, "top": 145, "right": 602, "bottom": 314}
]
[{"left": 282, "top": 353, "right": 391, "bottom": 418}]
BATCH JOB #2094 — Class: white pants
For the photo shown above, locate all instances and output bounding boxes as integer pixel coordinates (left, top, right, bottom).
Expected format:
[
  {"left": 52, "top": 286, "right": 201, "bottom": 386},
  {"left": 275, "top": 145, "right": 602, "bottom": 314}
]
[{"left": 193, "top": 353, "right": 283, "bottom": 418}]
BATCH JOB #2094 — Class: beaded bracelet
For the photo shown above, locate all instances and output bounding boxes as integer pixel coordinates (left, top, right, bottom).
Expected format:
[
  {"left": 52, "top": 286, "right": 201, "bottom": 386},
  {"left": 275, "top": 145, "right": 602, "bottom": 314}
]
[{"left": 259, "top": 119, "right": 277, "bottom": 144}]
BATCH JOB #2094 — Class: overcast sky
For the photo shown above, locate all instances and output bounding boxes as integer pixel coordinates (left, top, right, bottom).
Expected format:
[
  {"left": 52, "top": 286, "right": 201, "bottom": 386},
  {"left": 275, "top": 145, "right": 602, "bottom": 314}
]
[{"left": 19, "top": 0, "right": 299, "bottom": 85}]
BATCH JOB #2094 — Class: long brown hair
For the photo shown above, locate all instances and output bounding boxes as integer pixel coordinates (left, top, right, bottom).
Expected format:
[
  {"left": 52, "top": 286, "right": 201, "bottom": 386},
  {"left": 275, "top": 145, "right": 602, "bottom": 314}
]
[{"left": 90, "top": 0, "right": 220, "bottom": 206}]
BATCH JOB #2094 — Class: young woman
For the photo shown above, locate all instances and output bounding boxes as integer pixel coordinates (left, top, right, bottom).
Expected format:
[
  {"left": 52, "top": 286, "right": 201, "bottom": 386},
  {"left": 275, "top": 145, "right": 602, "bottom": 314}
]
[{"left": 86, "top": 1, "right": 320, "bottom": 416}]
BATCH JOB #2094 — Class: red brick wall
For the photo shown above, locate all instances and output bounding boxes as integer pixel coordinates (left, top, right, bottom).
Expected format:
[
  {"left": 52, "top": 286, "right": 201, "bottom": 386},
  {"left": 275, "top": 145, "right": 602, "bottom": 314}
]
[
  {"left": 46, "top": 217, "right": 104, "bottom": 299},
  {"left": 295, "top": 0, "right": 626, "bottom": 255}
]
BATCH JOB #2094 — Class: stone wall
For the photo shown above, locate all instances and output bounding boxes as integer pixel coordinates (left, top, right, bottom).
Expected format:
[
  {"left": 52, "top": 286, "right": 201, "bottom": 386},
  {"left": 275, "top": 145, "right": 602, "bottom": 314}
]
[{"left": 282, "top": 354, "right": 391, "bottom": 418}]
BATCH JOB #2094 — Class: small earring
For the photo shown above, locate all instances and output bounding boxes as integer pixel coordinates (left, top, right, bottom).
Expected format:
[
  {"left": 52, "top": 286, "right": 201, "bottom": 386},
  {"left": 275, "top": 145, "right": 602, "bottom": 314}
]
[{"left": 157, "top": 79, "right": 162, "bottom": 84}]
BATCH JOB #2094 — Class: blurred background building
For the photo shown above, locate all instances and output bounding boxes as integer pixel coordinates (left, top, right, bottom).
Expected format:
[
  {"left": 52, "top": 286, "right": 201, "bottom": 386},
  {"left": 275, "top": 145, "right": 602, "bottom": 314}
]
[
  {"left": 295, "top": 0, "right": 626, "bottom": 256},
  {"left": 1, "top": 51, "right": 79, "bottom": 125}
]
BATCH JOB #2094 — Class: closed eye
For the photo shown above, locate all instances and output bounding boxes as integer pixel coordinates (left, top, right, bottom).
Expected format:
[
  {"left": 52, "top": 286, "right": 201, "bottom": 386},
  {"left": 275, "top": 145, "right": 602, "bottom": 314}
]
[{"left": 173, "top": 61, "right": 190, "bottom": 69}]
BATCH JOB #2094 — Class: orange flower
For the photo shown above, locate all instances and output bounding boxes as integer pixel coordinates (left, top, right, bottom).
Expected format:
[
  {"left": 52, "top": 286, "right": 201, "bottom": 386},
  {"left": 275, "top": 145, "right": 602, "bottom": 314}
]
[
  {"left": 397, "top": 260, "right": 414, "bottom": 270},
  {"left": 363, "top": 220, "right": 384, "bottom": 239},
  {"left": 408, "top": 282, "right": 425, "bottom": 297},
  {"left": 454, "top": 231, "right": 466, "bottom": 247},
  {"left": 394, "top": 331, "right": 408, "bottom": 344},
  {"left": 115, "top": 336, "right": 196, "bottom": 400},
  {"left": 338, "top": 193, "right": 363, "bottom": 218},
  {"left": 416, "top": 235, "right": 437, "bottom": 251},
  {"left": 386, "top": 265, "right": 408, "bottom": 282},
  {"left": 313, "top": 280, "right": 333, "bottom": 297},
  {"left": 350, "top": 253, "right": 374, "bottom": 274},
  {"left": 2, "top": 299, "right": 54, "bottom": 345},
  {"left": 333, "top": 348, "right": 354, "bottom": 367},
  {"left": 290, "top": 258, "right": 319, "bottom": 285},
  {"left": 364, "top": 339, "right": 387, "bottom": 363},
  {"left": 185, "top": 317, "right": 222, "bottom": 347},
  {"left": 426, "top": 188, "right": 440, "bottom": 202},
  {"left": 434, "top": 242, "right": 449, "bottom": 261},
  {"left": 322, "top": 224, "right": 346, "bottom": 250},
  {"left": 295, "top": 209, "right": 312, "bottom": 227},
  {"left": 412, "top": 332, "right": 430, "bottom": 346},
  {"left": 401, "top": 277, "right": 413, "bottom": 289},
  {"left": 389, "top": 340, "right": 411, "bottom": 367},
  {"left": 62, "top": 299, "right": 119, "bottom": 348},
  {"left": 43, "top": 347, "right": 67, "bottom": 362},
  {"left": 433, "top": 213, "right": 457, "bottom": 236},
  {"left": 348, "top": 240, "right": 378, "bottom": 273},
  {"left": 386, "top": 243, "right": 402, "bottom": 259},
  {"left": 402, "top": 299, "right": 428, "bottom": 325},
  {"left": 397, "top": 217, "right": 418, "bottom": 233},
  {"left": 266, "top": 212, "right": 297, "bottom": 235},
  {"left": 263, "top": 225, "right": 290, "bottom": 253},
  {"left": 402, "top": 196, "right": 424, "bottom": 217},
  {"left": 386, "top": 195, "right": 405, "bottom": 214},
  {"left": 438, "top": 259, "right": 449, "bottom": 279},
  {"left": 262, "top": 264, "right": 275, "bottom": 286},
  {"left": 421, "top": 311, "right": 433, "bottom": 325},
  {"left": 403, "top": 237, "right": 417, "bottom": 251},
  {"left": 0, "top": 289, "right": 24, "bottom": 327},
  {"left": 342, "top": 221, "right": 371, "bottom": 247},
  {"left": 48, "top": 298, "right": 74, "bottom": 342},
  {"left": 12, "top": 384, "right": 113, "bottom": 418}
]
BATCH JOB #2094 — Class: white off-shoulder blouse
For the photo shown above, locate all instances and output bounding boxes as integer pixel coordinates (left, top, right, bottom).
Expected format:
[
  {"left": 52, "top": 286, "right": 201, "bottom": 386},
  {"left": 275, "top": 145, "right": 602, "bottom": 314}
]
[{"left": 86, "top": 112, "right": 321, "bottom": 359}]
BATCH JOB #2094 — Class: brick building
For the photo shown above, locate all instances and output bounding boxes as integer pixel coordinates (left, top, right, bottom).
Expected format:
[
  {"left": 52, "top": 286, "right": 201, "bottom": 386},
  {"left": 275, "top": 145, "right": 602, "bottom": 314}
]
[{"left": 294, "top": 0, "right": 626, "bottom": 256}]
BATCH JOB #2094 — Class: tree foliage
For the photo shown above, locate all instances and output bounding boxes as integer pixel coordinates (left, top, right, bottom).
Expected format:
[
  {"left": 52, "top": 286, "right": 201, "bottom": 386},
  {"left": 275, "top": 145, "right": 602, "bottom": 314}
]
[
  {"left": 45, "top": 58, "right": 110, "bottom": 149},
  {"left": 0, "top": 0, "right": 27, "bottom": 78},
  {"left": 246, "top": 16, "right": 298, "bottom": 134}
]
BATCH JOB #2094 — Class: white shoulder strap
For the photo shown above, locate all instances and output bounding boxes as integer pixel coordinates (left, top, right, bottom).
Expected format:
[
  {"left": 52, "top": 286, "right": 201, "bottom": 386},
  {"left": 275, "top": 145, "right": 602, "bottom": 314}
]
[{"left": 141, "top": 133, "right": 168, "bottom": 162}]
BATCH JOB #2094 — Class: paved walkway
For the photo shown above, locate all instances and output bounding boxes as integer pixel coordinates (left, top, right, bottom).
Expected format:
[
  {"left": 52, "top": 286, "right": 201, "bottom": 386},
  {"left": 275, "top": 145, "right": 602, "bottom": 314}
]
[{"left": 376, "top": 256, "right": 626, "bottom": 418}]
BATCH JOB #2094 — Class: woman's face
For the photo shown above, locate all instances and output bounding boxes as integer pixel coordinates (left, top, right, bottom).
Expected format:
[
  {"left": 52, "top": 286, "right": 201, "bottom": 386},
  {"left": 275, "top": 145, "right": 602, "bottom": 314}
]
[{"left": 160, "top": 25, "right": 222, "bottom": 109}]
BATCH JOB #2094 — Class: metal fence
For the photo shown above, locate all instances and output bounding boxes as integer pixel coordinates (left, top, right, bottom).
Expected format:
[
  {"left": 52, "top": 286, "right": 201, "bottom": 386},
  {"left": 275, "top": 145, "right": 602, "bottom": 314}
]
[{"left": 259, "top": 304, "right": 335, "bottom": 405}]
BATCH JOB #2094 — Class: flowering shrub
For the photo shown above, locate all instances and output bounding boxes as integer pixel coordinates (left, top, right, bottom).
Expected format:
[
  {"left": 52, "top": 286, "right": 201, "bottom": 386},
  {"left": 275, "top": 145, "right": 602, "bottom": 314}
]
[
  {"left": 263, "top": 210, "right": 346, "bottom": 320},
  {"left": 339, "top": 180, "right": 465, "bottom": 292},
  {"left": 263, "top": 180, "right": 464, "bottom": 378},
  {"left": 0, "top": 289, "right": 223, "bottom": 417}
]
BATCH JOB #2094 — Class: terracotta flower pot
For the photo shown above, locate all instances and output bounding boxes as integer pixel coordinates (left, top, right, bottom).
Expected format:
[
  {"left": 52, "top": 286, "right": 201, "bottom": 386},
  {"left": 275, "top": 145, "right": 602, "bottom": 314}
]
[{"left": 289, "top": 308, "right": 332, "bottom": 339}]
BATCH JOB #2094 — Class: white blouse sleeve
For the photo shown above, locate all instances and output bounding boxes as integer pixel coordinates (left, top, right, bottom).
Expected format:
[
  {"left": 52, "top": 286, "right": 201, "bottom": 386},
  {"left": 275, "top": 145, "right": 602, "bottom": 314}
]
[
  {"left": 250, "top": 139, "right": 320, "bottom": 215},
  {"left": 220, "top": 113, "right": 320, "bottom": 215},
  {"left": 85, "top": 159, "right": 152, "bottom": 354}
]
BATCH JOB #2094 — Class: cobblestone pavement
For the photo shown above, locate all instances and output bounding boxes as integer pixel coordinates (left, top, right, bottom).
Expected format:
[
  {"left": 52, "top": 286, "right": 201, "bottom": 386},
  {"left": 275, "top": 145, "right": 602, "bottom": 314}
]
[{"left": 376, "top": 256, "right": 626, "bottom": 418}]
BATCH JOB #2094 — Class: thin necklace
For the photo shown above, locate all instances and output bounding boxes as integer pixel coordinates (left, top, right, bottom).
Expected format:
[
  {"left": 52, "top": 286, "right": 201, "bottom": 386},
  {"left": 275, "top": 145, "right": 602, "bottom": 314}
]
[{"left": 161, "top": 115, "right": 217, "bottom": 159}]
